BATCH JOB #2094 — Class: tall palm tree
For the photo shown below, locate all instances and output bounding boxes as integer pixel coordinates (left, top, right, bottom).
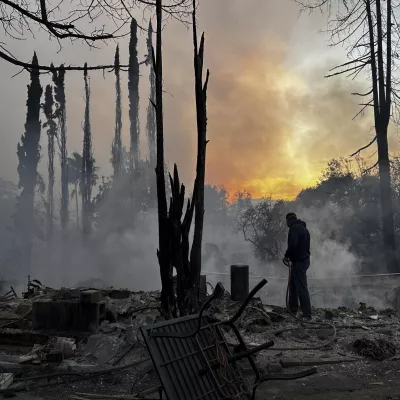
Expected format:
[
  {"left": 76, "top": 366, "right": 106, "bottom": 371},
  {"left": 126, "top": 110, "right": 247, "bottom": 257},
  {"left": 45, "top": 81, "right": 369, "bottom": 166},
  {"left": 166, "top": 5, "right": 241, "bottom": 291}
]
[{"left": 67, "top": 152, "right": 98, "bottom": 228}]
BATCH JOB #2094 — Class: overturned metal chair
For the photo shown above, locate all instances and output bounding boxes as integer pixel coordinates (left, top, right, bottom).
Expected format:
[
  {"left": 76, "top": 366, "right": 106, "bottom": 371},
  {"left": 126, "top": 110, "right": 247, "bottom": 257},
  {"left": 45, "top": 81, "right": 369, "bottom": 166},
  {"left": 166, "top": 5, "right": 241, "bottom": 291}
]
[{"left": 141, "top": 279, "right": 316, "bottom": 400}]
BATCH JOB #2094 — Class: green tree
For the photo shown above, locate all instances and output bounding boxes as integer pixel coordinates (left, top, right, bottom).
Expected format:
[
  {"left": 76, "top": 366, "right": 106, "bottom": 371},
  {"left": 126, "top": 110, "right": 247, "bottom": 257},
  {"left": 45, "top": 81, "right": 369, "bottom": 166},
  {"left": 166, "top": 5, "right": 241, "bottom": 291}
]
[{"left": 15, "top": 52, "right": 43, "bottom": 273}]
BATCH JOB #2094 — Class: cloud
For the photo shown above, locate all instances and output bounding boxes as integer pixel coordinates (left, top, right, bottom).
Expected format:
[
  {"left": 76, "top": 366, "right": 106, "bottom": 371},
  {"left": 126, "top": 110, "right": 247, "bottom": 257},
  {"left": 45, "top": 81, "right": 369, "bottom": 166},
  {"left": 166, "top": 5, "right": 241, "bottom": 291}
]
[{"left": 158, "top": 0, "right": 388, "bottom": 199}]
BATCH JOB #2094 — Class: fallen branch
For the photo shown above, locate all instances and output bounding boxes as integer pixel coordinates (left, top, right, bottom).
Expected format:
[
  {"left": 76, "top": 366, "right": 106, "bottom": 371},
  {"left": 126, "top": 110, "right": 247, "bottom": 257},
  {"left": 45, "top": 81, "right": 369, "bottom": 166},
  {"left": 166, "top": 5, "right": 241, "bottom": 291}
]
[
  {"left": 73, "top": 386, "right": 162, "bottom": 400},
  {"left": 8, "top": 357, "right": 151, "bottom": 394}
]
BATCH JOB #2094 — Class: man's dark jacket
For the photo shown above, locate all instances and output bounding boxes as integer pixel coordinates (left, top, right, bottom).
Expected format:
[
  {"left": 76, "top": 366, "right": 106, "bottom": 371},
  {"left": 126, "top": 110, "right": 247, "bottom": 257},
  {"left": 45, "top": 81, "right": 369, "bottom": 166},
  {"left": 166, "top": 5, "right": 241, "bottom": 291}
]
[{"left": 284, "top": 219, "right": 310, "bottom": 262}]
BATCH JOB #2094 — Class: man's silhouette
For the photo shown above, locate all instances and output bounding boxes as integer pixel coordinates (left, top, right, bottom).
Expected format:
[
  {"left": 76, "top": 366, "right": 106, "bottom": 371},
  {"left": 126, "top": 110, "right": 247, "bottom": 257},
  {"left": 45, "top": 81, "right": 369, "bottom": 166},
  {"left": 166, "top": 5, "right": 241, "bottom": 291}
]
[{"left": 283, "top": 212, "right": 312, "bottom": 320}]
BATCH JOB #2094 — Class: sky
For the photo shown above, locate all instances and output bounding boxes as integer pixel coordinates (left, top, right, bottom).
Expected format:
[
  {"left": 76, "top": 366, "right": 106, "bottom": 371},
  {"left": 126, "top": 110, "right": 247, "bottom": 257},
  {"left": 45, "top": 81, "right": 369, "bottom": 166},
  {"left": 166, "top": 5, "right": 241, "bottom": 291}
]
[{"left": 1, "top": 0, "right": 399, "bottom": 200}]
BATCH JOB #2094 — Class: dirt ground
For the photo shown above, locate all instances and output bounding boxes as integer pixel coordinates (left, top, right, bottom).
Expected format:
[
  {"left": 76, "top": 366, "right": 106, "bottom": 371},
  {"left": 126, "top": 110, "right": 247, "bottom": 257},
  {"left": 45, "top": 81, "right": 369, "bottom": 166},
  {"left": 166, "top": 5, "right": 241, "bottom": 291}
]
[{"left": 258, "top": 360, "right": 400, "bottom": 399}]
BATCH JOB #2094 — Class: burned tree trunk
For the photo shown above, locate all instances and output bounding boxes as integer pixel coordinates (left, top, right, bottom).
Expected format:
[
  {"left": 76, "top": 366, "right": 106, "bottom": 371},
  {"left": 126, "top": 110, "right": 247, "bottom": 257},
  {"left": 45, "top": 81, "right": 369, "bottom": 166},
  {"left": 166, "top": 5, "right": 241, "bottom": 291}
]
[
  {"left": 52, "top": 66, "right": 69, "bottom": 235},
  {"left": 377, "top": 128, "right": 397, "bottom": 270},
  {"left": 42, "top": 85, "right": 57, "bottom": 241},
  {"left": 153, "top": 0, "right": 174, "bottom": 316},
  {"left": 129, "top": 18, "right": 140, "bottom": 169},
  {"left": 189, "top": 4, "right": 210, "bottom": 309},
  {"left": 16, "top": 53, "right": 43, "bottom": 274},
  {"left": 168, "top": 165, "right": 195, "bottom": 316},
  {"left": 146, "top": 21, "right": 157, "bottom": 168},
  {"left": 82, "top": 65, "right": 94, "bottom": 237},
  {"left": 146, "top": 21, "right": 157, "bottom": 208},
  {"left": 366, "top": 0, "right": 398, "bottom": 272},
  {"left": 112, "top": 46, "right": 123, "bottom": 179},
  {"left": 153, "top": 0, "right": 209, "bottom": 316}
]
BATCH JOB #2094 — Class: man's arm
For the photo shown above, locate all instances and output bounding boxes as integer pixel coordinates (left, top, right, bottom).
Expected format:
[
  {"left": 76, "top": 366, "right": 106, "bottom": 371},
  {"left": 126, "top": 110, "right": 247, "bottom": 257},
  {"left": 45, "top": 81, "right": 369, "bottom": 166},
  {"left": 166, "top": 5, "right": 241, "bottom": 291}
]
[{"left": 285, "top": 227, "right": 299, "bottom": 259}]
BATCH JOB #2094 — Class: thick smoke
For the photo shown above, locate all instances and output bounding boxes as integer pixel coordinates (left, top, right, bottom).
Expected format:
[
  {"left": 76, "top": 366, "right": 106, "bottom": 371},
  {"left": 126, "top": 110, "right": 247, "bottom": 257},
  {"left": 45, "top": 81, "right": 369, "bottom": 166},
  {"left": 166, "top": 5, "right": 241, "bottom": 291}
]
[{"left": 0, "top": 0, "right": 399, "bottom": 311}]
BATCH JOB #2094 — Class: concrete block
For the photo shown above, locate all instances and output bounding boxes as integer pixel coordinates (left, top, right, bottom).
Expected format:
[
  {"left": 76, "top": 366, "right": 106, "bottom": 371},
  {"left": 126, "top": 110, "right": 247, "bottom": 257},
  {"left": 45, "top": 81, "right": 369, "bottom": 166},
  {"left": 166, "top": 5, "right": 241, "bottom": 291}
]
[
  {"left": 230, "top": 265, "right": 249, "bottom": 302},
  {"left": 80, "top": 289, "right": 102, "bottom": 304},
  {"left": 200, "top": 275, "right": 207, "bottom": 298},
  {"left": 32, "top": 299, "right": 105, "bottom": 333}
]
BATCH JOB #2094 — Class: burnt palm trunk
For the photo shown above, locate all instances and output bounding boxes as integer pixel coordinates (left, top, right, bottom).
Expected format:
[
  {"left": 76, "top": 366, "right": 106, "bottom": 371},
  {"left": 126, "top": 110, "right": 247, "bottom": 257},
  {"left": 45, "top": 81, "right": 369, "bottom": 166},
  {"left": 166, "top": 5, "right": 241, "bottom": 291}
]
[
  {"left": 52, "top": 66, "right": 69, "bottom": 234},
  {"left": 16, "top": 53, "right": 43, "bottom": 275},
  {"left": 153, "top": 0, "right": 174, "bottom": 316},
  {"left": 43, "top": 85, "right": 56, "bottom": 241},
  {"left": 82, "top": 65, "right": 93, "bottom": 237},
  {"left": 112, "top": 46, "right": 123, "bottom": 179}
]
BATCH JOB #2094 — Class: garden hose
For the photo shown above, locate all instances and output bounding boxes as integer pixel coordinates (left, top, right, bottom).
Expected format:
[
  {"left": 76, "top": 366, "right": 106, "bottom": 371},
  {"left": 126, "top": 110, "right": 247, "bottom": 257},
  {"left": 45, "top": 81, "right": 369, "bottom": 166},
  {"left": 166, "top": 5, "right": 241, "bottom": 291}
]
[{"left": 280, "top": 258, "right": 337, "bottom": 348}]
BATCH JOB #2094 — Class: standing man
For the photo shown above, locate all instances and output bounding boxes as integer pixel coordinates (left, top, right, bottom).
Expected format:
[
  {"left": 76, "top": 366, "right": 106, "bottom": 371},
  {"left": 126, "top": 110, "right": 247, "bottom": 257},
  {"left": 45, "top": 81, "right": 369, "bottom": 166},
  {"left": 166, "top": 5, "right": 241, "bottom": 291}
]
[{"left": 283, "top": 212, "right": 312, "bottom": 320}]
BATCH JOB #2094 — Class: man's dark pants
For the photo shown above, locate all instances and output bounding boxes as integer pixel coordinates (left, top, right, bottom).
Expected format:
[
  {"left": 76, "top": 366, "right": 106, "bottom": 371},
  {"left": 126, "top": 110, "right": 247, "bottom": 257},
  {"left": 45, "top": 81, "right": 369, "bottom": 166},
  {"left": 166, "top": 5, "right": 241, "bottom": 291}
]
[{"left": 288, "top": 259, "right": 312, "bottom": 318}]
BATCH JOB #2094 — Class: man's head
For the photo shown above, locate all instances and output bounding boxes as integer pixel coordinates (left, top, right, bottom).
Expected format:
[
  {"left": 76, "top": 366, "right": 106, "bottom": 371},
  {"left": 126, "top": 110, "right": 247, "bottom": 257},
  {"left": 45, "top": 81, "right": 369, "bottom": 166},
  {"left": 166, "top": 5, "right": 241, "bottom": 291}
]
[{"left": 286, "top": 212, "right": 297, "bottom": 227}]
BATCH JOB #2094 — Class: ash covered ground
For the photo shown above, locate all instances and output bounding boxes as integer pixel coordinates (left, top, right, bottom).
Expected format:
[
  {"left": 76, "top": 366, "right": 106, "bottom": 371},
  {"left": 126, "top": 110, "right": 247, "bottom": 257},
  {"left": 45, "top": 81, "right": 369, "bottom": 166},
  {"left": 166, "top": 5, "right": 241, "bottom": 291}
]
[{"left": 1, "top": 285, "right": 400, "bottom": 400}]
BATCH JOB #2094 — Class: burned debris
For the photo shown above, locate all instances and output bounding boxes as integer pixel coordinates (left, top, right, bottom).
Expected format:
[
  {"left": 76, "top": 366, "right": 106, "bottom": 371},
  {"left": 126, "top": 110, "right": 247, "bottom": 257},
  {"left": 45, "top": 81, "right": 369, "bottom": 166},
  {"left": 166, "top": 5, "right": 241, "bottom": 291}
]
[
  {"left": 0, "top": 276, "right": 397, "bottom": 399},
  {"left": 353, "top": 338, "right": 396, "bottom": 361},
  {"left": 141, "top": 280, "right": 316, "bottom": 400}
]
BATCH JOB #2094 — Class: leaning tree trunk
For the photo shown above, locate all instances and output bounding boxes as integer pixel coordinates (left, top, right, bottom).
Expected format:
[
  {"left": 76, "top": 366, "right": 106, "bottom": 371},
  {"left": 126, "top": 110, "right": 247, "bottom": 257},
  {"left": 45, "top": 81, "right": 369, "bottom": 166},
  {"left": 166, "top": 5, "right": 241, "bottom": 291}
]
[
  {"left": 189, "top": 4, "right": 210, "bottom": 311},
  {"left": 367, "top": 0, "right": 399, "bottom": 272},
  {"left": 153, "top": 0, "right": 174, "bottom": 317}
]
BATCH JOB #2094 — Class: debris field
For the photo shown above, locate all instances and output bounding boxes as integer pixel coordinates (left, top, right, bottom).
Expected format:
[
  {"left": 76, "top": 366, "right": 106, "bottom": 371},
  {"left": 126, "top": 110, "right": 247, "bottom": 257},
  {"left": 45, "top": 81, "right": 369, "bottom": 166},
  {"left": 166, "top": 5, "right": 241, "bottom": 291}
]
[{"left": 0, "top": 280, "right": 399, "bottom": 399}]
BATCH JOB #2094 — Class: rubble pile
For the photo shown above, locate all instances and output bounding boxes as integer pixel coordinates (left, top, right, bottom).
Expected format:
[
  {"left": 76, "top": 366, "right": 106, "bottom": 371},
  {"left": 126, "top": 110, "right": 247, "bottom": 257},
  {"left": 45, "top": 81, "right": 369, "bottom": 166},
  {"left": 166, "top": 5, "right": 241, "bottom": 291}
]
[
  {"left": 0, "top": 284, "right": 398, "bottom": 398},
  {"left": 353, "top": 338, "right": 396, "bottom": 361}
]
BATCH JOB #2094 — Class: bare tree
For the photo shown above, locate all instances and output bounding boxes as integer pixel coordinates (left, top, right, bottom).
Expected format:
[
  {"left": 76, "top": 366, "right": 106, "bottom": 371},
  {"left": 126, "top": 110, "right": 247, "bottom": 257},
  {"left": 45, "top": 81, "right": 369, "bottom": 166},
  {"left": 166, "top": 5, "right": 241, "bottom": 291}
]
[
  {"left": 189, "top": 0, "right": 209, "bottom": 310},
  {"left": 297, "top": 0, "right": 400, "bottom": 272},
  {"left": 0, "top": 0, "right": 192, "bottom": 71}
]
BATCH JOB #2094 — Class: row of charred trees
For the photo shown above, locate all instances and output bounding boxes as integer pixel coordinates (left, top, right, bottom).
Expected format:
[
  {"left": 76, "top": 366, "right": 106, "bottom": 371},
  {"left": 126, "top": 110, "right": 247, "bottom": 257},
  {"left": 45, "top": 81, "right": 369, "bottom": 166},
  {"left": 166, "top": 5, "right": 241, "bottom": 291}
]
[{"left": 10, "top": 0, "right": 207, "bottom": 314}]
